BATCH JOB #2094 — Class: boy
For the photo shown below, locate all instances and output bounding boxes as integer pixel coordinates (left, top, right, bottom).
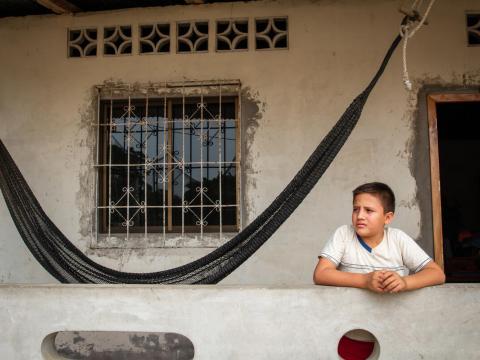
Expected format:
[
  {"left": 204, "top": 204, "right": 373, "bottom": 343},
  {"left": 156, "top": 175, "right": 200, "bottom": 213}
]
[{"left": 313, "top": 182, "right": 445, "bottom": 293}]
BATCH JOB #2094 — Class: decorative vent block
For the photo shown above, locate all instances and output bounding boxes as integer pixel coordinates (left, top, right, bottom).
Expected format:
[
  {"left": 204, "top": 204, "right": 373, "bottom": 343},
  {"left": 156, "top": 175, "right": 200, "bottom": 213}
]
[
  {"left": 139, "top": 23, "right": 171, "bottom": 54},
  {"left": 177, "top": 21, "right": 209, "bottom": 53},
  {"left": 255, "top": 17, "right": 288, "bottom": 50},
  {"left": 216, "top": 19, "right": 248, "bottom": 51},
  {"left": 104, "top": 26, "right": 132, "bottom": 55},
  {"left": 68, "top": 28, "right": 97, "bottom": 57},
  {"left": 467, "top": 14, "right": 480, "bottom": 46}
]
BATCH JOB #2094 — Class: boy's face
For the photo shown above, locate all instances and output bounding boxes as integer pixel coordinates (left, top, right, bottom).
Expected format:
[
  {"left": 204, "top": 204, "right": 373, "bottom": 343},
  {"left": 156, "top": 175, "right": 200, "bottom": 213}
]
[{"left": 352, "top": 193, "right": 393, "bottom": 240}]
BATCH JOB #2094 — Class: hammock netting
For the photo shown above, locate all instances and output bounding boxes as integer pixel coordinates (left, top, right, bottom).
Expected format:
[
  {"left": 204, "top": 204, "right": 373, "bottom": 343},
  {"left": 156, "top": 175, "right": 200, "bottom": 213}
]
[{"left": 0, "top": 35, "right": 402, "bottom": 284}]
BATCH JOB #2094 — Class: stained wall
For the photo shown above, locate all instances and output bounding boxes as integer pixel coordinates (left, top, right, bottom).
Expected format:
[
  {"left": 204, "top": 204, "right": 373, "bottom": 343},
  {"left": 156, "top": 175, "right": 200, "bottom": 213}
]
[{"left": 0, "top": 0, "right": 479, "bottom": 284}]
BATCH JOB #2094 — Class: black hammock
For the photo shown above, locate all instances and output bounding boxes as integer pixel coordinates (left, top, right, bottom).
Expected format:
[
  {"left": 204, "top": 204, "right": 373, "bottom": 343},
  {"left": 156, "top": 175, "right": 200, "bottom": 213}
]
[{"left": 0, "top": 34, "right": 402, "bottom": 284}]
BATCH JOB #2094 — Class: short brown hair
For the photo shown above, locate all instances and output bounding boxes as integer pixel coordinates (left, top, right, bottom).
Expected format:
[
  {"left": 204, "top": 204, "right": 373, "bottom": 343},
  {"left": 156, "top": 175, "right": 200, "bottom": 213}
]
[{"left": 352, "top": 182, "right": 395, "bottom": 213}]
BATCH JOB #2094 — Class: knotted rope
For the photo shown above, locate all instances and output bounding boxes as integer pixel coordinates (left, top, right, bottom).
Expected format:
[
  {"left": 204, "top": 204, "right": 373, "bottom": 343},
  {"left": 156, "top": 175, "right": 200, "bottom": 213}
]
[{"left": 399, "top": 0, "right": 436, "bottom": 90}]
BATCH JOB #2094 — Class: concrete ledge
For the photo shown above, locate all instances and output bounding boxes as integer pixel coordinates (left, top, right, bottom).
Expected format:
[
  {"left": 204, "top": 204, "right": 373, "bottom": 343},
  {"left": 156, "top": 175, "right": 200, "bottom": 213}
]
[{"left": 1, "top": 284, "right": 479, "bottom": 359}]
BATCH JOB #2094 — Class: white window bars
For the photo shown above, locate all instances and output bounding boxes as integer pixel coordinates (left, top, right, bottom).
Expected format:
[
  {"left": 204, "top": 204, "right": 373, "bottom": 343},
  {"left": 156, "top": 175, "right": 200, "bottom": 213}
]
[{"left": 95, "top": 80, "right": 241, "bottom": 247}]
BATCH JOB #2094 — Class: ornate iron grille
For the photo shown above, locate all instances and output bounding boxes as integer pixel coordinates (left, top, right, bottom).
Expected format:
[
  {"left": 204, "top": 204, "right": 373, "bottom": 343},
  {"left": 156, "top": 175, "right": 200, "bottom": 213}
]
[{"left": 96, "top": 81, "right": 241, "bottom": 245}]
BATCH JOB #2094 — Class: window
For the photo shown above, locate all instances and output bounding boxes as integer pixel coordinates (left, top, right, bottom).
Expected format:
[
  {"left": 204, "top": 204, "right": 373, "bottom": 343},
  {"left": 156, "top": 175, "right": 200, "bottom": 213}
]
[
  {"left": 68, "top": 28, "right": 97, "bottom": 57},
  {"left": 466, "top": 13, "right": 480, "bottom": 46},
  {"left": 68, "top": 16, "right": 290, "bottom": 59},
  {"left": 216, "top": 19, "right": 249, "bottom": 51},
  {"left": 139, "top": 23, "right": 171, "bottom": 54},
  {"left": 103, "top": 25, "right": 132, "bottom": 55},
  {"left": 96, "top": 81, "right": 241, "bottom": 244},
  {"left": 255, "top": 17, "right": 288, "bottom": 50},
  {"left": 177, "top": 21, "right": 209, "bottom": 53}
]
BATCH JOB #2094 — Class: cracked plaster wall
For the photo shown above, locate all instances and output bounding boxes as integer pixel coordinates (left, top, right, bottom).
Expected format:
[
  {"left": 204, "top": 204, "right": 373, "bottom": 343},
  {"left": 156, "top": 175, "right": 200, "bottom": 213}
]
[{"left": 0, "top": 0, "right": 479, "bottom": 284}]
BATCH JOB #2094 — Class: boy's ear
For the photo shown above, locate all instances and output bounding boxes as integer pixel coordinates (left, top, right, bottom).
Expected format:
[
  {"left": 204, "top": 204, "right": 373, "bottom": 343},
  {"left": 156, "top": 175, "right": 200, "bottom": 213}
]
[{"left": 384, "top": 211, "right": 394, "bottom": 225}]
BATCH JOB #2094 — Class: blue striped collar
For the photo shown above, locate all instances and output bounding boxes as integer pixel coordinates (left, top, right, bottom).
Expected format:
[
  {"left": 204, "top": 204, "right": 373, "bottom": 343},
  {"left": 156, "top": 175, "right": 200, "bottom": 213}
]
[{"left": 356, "top": 233, "right": 372, "bottom": 253}]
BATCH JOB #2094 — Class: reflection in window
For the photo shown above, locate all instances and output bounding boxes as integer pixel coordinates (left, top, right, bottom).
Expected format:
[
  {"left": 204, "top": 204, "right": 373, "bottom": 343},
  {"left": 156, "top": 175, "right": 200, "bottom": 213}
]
[{"left": 98, "top": 89, "right": 239, "bottom": 238}]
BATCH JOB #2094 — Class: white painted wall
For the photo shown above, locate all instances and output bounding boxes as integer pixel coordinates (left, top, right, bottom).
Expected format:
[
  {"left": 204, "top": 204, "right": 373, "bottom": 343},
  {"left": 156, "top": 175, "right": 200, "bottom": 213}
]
[
  {"left": 0, "top": 0, "right": 479, "bottom": 284},
  {"left": 1, "top": 284, "right": 479, "bottom": 359}
]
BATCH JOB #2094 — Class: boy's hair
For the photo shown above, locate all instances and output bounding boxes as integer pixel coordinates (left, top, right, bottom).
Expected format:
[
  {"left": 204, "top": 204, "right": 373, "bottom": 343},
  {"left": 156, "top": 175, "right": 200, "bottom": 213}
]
[{"left": 352, "top": 182, "right": 395, "bottom": 213}]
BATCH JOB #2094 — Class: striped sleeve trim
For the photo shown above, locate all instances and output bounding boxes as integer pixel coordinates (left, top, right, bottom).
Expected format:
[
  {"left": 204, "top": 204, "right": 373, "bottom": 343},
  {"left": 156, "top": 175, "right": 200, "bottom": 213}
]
[
  {"left": 319, "top": 253, "right": 340, "bottom": 266},
  {"left": 414, "top": 258, "right": 432, "bottom": 273}
]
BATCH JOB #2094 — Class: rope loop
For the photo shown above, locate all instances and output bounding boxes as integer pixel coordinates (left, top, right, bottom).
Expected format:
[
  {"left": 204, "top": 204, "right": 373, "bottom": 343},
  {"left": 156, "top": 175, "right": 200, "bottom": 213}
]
[{"left": 398, "top": 0, "right": 436, "bottom": 90}]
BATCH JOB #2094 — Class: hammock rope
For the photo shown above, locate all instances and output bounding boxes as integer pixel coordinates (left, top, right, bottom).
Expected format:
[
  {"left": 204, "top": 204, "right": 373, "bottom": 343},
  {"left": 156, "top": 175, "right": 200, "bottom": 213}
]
[
  {"left": 399, "top": 0, "right": 436, "bottom": 90},
  {"left": 0, "top": 32, "right": 403, "bottom": 284}
]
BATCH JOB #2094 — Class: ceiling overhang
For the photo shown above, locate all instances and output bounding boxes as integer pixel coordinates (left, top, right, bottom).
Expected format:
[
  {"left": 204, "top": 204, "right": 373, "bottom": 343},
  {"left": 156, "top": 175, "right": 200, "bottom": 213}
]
[{"left": 0, "top": 0, "right": 256, "bottom": 18}]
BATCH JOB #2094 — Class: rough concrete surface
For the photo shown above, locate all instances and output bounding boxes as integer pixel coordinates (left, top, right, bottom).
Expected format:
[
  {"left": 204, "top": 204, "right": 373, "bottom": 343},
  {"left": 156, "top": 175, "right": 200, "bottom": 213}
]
[{"left": 1, "top": 284, "right": 479, "bottom": 359}]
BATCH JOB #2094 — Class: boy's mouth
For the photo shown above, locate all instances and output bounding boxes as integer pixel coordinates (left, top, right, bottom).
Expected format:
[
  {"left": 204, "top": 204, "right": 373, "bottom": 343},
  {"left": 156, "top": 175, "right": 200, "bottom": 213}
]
[{"left": 356, "top": 223, "right": 367, "bottom": 228}]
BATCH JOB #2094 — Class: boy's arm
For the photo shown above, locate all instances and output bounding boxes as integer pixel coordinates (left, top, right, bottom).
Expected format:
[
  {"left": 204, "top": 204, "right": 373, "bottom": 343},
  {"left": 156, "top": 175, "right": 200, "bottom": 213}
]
[
  {"left": 382, "top": 260, "right": 445, "bottom": 293},
  {"left": 313, "top": 257, "right": 385, "bottom": 293}
]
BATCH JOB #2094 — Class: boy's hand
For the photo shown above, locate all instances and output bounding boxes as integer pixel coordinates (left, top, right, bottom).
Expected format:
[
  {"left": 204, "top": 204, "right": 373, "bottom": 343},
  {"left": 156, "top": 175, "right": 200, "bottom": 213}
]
[
  {"left": 364, "top": 271, "right": 387, "bottom": 293},
  {"left": 381, "top": 271, "right": 407, "bottom": 293}
]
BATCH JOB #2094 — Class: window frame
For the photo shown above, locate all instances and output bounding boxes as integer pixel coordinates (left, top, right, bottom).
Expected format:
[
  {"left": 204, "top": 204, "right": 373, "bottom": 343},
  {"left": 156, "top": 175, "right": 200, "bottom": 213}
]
[
  {"left": 94, "top": 81, "right": 242, "bottom": 248},
  {"left": 427, "top": 93, "right": 480, "bottom": 270}
]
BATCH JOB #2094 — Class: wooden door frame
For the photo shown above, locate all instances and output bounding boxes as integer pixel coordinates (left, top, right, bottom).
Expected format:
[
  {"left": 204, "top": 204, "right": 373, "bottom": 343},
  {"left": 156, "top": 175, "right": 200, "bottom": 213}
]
[{"left": 427, "top": 93, "right": 480, "bottom": 270}]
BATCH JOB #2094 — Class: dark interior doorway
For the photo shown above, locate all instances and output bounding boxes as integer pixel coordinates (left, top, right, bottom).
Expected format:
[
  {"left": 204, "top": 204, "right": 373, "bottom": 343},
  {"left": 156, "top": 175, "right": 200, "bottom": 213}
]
[{"left": 437, "top": 101, "right": 480, "bottom": 282}]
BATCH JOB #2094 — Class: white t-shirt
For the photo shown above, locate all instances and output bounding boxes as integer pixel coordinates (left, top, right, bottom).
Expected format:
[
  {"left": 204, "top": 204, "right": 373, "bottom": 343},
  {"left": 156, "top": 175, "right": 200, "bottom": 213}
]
[{"left": 319, "top": 225, "right": 432, "bottom": 276}]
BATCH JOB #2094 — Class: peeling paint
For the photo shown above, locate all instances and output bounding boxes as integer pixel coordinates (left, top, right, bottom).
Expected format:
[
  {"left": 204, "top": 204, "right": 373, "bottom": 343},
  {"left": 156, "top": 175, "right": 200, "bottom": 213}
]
[
  {"left": 241, "top": 86, "right": 265, "bottom": 225},
  {"left": 55, "top": 331, "right": 194, "bottom": 360},
  {"left": 77, "top": 87, "right": 98, "bottom": 251},
  {"left": 118, "top": 248, "right": 133, "bottom": 271},
  {"left": 73, "top": 332, "right": 86, "bottom": 344},
  {"left": 397, "top": 198, "right": 417, "bottom": 210},
  {"left": 74, "top": 81, "right": 265, "bottom": 262}
]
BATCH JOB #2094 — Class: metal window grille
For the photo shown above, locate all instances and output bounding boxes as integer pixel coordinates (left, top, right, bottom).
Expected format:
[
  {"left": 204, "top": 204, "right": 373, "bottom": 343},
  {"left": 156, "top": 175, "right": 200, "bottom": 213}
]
[{"left": 95, "top": 80, "right": 241, "bottom": 245}]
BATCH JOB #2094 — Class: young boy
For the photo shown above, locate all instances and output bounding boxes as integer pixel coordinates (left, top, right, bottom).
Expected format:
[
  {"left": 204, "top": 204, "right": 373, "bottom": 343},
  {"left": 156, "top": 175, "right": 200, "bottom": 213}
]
[{"left": 313, "top": 182, "right": 445, "bottom": 293}]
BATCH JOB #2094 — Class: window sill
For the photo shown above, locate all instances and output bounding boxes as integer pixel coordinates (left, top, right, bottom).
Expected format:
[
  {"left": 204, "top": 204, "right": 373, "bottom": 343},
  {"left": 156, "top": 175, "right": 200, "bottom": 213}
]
[{"left": 92, "top": 232, "right": 239, "bottom": 249}]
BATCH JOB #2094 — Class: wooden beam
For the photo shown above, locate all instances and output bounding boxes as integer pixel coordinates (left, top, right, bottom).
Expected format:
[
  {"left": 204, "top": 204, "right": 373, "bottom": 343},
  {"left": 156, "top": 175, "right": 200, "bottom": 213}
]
[
  {"left": 427, "top": 95, "right": 443, "bottom": 270},
  {"left": 185, "top": 0, "right": 205, "bottom": 4},
  {"left": 36, "top": 0, "right": 80, "bottom": 14}
]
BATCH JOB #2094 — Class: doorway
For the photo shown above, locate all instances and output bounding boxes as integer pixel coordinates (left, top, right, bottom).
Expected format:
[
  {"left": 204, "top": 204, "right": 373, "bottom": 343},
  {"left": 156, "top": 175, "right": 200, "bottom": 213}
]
[{"left": 428, "top": 93, "right": 480, "bottom": 282}]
